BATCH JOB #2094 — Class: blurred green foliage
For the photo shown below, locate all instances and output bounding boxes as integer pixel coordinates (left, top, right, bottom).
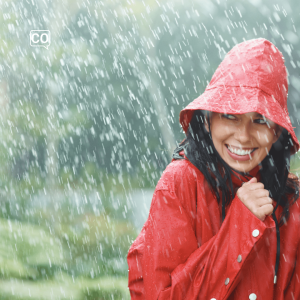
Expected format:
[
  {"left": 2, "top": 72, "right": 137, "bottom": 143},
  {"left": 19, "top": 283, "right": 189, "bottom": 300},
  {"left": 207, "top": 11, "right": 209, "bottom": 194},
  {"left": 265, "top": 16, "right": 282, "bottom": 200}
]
[{"left": 0, "top": 276, "right": 130, "bottom": 300}]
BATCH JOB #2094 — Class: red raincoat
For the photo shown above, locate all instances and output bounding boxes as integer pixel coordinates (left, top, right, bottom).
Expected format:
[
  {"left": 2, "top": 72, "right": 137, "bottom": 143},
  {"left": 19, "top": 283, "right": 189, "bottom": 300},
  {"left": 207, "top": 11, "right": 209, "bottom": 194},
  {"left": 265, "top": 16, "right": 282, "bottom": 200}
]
[{"left": 127, "top": 39, "right": 300, "bottom": 299}]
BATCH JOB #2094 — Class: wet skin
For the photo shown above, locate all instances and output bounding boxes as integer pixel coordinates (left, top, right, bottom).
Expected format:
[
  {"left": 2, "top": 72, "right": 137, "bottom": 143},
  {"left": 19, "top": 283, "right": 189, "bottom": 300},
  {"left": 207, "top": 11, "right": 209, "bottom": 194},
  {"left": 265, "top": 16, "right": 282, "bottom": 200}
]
[{"left": 205, "top": 112, "right": 283, "bottom": 173}]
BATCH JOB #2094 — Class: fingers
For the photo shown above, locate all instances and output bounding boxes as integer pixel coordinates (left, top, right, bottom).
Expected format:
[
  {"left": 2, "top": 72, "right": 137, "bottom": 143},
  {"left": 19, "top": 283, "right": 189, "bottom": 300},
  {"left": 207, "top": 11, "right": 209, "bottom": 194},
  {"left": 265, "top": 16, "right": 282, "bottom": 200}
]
[
  {"left": 238, "top": 177, "right": 274, "bottom": 222},
  {"left": 255, "top": 196, "right": 273, "bottom": 207},
  {"left": 257, "top": 204, "right": 274, "bottom": 221},
  {"left": 249, "top": 196, "right": 272, "bottom": 211},
  {"left": 252, "top": 189, "right": 270, "bottom": 199},
  {"left": 246, "top": 182, "right": 265, "bottom": 191}
]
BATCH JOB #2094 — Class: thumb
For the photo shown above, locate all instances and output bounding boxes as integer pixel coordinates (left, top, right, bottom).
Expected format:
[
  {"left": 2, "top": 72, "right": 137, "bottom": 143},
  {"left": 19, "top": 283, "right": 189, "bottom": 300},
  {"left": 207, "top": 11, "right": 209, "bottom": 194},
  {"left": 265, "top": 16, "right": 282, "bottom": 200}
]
[
  {"left": 243, "top": 177, "right": 257, "bottom": 186},
  {"left": 249, "top": 177, "right": 257, "bottom": 183}
]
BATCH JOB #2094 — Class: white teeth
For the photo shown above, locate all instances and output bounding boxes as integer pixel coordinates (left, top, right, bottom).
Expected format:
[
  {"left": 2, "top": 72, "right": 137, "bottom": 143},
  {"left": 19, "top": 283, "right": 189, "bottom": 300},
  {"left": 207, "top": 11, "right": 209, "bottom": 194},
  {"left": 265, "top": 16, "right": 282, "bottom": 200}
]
[{"left": 228, "top": 146, "right": 254, "bottom": 156}]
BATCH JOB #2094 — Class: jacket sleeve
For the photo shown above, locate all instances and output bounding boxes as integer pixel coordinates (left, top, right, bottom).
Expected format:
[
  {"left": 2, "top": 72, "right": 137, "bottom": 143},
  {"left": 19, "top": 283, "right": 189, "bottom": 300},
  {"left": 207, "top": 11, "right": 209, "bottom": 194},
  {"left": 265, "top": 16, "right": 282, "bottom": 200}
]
[{"left": 128, "top": 188, "right": 275, "bottom": 300}]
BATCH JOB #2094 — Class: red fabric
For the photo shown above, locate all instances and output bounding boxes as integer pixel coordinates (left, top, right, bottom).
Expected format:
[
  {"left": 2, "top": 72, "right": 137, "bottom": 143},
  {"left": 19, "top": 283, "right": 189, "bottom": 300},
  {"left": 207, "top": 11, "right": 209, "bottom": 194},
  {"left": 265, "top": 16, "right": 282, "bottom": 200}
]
[
  {"left": 127, "top": 153, "right": 300, "bottom": 299},
  {"left": 179, "top": 38, "right": 299, "bottom": 154}
]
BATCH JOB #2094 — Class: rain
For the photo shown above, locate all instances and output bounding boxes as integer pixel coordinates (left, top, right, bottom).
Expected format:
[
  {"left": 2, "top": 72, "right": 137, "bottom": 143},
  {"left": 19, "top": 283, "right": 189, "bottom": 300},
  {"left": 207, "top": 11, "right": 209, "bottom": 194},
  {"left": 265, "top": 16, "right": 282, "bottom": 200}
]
[{"left": 0, "top": 0, "right": 299, "bottom": 299}]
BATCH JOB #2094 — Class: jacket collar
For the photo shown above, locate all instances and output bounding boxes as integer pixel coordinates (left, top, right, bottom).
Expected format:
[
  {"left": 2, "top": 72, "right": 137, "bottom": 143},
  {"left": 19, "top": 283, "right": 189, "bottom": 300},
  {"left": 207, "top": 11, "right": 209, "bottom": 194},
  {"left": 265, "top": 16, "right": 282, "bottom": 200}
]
[
  {"left": 178, "top": 149, "right": 261, "bottom": 187},
  {"left": 230, "top": 164, "right": 261, "bottom": 187}
]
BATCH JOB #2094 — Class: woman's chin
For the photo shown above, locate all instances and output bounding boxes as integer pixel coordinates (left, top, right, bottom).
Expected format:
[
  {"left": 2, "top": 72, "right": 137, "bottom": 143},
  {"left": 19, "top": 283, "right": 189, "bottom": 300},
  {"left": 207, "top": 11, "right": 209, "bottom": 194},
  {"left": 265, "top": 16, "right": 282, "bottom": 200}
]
[{"left": 225, "top": 158, "right": 258, "bottom": 173}]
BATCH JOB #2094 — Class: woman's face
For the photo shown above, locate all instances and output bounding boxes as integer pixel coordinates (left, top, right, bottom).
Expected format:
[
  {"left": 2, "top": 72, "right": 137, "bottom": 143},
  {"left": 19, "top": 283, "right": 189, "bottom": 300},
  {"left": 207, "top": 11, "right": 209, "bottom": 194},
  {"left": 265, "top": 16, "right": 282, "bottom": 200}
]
[{"left": 205, "top": 112, "right": 283, "bottom": 173}]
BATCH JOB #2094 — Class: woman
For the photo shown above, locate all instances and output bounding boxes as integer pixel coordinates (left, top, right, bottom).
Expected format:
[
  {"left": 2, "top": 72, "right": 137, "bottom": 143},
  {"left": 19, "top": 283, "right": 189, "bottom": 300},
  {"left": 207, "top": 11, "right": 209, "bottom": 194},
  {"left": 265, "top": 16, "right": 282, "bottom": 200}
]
[{"left": 127, "top": 38, "right": 300, "bottom": 299}]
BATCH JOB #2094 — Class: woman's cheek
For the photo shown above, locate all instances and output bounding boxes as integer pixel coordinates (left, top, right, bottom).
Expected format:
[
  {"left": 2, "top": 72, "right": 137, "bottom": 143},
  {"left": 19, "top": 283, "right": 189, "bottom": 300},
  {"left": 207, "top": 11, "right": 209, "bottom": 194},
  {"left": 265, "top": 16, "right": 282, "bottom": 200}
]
[
  {"left": 224, "top": 125, "right": 231, "bottom": 134},
  {"left": 256, "top": 131, "right": 261, "bottom": 140},
  {"left": 261, "top": 128, "right": 275, "bottom": 146},
  {"left": 264, "top": 133, "right": 270, "bottom": 143}
]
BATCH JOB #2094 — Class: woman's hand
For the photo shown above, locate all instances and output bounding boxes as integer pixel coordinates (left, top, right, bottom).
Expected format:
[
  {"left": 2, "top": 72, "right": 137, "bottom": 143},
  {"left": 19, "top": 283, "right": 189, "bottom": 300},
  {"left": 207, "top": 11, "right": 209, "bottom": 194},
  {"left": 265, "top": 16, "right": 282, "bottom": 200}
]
[{"left": 236, "top": 177, "right": 274, "bottom": 221}]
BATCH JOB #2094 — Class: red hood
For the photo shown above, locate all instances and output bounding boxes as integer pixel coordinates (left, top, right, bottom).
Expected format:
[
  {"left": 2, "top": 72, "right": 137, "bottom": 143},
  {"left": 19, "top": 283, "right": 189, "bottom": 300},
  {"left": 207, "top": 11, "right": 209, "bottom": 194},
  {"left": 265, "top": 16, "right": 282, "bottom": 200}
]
[{"left": 179, "top": 38, "right": 299, "bottom": 155}]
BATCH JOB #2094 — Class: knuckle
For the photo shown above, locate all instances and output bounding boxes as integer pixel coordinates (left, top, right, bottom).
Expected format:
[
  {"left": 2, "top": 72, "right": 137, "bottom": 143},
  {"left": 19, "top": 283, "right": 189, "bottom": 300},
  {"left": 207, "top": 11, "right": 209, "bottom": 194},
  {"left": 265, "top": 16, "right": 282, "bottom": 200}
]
[
  {"left": 263, "top": 197, "right": 271, "bottom": 204},
  {"left": 267, "top": 204, "right": 274, "bottom": 213},
  {"left": 256, "top": 213, "right": 263, "bottom": 221},
  {"left": 244, "top": 194, "right": 250, "bottom": 202}
]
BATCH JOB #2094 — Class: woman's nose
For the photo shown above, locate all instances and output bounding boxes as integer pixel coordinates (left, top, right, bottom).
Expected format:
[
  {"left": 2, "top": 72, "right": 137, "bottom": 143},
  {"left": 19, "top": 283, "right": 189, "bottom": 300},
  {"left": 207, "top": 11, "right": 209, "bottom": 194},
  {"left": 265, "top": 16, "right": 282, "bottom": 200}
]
[{"left": 234, "top": 125, "right": 251, "bottom": 143}]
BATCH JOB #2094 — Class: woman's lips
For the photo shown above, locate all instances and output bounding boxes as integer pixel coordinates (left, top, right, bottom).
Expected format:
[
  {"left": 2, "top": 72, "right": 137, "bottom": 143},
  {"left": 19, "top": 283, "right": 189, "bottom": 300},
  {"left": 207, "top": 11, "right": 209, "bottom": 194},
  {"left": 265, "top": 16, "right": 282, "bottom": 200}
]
[{"left": 225, "top": 144, "right": 257, "bottom": 161}]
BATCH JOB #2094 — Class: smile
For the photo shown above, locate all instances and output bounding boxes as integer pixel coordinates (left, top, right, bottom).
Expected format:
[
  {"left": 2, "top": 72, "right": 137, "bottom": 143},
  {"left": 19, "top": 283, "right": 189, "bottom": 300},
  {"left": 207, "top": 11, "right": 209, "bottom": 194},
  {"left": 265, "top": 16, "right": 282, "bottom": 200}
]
[
  {"left": 226, "top": 145, "right": 256, "bottom": 156},
  {"left": 225, "top": 144, "right": 257, "bottom": 162}
]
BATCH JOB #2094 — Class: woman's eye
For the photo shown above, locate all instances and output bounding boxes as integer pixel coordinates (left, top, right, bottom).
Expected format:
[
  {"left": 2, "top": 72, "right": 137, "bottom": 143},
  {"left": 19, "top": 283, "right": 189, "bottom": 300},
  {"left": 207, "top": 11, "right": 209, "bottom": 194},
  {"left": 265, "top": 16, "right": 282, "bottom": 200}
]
[
  {"left": 223, "top": 114, "right": 236, "bottom": 120},
  {"left": 255, "top": 119, "right": 267, "bottom": 124}
]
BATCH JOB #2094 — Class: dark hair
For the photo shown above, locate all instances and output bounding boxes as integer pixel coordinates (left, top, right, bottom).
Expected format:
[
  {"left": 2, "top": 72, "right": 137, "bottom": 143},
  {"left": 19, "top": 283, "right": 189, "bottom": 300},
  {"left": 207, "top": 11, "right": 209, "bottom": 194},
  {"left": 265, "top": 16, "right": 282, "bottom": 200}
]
[{"left": 177, "top": 110, "right": 299, "bottom": 226}]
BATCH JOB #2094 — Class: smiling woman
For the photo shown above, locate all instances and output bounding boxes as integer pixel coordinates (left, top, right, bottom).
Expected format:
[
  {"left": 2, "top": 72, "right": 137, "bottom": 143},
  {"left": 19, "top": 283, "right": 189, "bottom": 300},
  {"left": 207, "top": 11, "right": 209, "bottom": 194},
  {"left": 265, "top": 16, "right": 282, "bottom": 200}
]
[
  {"left": 127, "top": 38, "right": 300, "bottom": 300},
  {"left": 206, "top": 112, "right": 283, "bottom": 173}
]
